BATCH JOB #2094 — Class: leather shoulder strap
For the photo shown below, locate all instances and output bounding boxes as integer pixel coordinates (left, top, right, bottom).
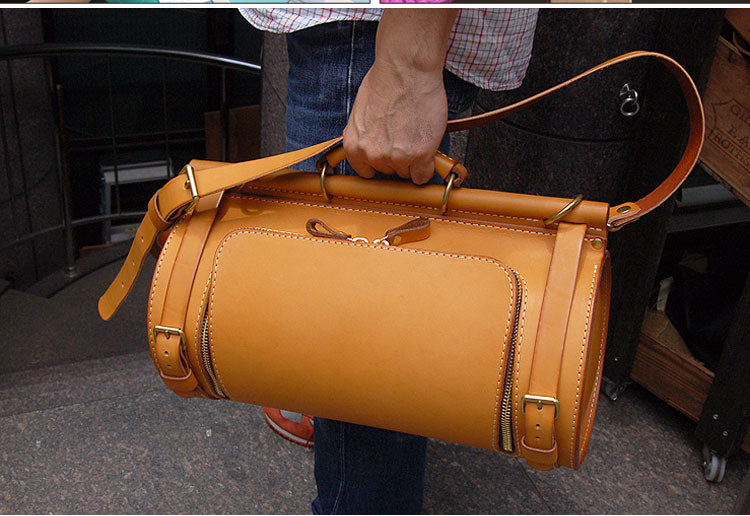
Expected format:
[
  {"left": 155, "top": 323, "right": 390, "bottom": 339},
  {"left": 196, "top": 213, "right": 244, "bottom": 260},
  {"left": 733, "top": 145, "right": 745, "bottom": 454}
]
[
  {"left": 98, "top": 51, "right": 703, "bottom": 320},
  {"left": 444, "top": 51, "right": 704, "bottom": 229}
]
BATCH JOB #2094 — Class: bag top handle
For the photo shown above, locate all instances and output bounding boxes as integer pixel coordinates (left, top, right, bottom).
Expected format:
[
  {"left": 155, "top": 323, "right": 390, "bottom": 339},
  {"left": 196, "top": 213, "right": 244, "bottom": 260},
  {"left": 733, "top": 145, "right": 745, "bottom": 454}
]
[
  {"left": 152, "top": 51, "right": 703, "bottom": 232},
  {"left": 98, "top": 51, "right": 704, "bottom": 320}
]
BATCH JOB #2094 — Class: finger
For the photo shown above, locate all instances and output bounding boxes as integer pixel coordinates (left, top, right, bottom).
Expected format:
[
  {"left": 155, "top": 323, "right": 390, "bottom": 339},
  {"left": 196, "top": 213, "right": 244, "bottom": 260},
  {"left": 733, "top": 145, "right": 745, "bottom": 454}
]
[
  {"left": 408, "top": 153, "right": 436, "bottom": 185},
  {"left": 343, "top": 132, "right": 376, "bottom": 179},
  {"left": 388, "top": 148, "right": 411, "bottom": 180},
  {"left": 348, "top": 157, "right": 378, "bottom": 179}
]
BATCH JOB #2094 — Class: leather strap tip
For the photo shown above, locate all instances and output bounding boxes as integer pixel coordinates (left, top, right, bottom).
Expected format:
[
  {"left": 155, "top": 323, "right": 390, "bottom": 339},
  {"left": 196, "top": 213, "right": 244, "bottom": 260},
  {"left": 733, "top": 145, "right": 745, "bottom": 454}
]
[
  {"left": 97, "top": 298, "right": 114, "bottom": 321},
  {"left": 160, "top": 369, "right": 199, "bottom": 393},
  {"left": 520, "top": 436, "right": 559, "bottom": 470},
  {"left": 607, "top": 203, "right": 641, "bottom": 231}
]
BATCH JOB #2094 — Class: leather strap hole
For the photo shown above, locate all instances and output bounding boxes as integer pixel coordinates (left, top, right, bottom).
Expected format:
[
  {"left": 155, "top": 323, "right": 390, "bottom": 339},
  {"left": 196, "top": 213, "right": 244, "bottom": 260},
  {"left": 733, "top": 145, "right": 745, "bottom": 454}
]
[
  {"left": 536, "top": 424, "right": 541, "bottom": 429},
  {"left": 164, "top": 351, "right": 169, "bottom": 356},
  {"left": 536, "top": 435, "right": 540, "bottom": 440}
]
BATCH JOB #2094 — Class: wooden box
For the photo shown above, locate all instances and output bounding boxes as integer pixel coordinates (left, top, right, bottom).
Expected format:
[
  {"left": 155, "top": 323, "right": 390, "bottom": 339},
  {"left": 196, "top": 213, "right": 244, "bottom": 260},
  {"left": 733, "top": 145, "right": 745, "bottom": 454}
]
[{"left": 699, "top": 37, "right": 750, "bottom": 206}]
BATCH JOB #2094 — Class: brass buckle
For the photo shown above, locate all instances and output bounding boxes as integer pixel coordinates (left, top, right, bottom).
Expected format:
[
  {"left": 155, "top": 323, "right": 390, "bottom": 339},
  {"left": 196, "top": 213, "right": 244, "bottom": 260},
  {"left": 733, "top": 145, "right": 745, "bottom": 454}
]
[
  {"left": 522, "top": 394, "right": 560, "bottom": 419},
  {"left": 440, "top": 172, "right": 457, "bottom": 214},
  {"left": 153, "top": 325, "right": 187, "bottom": 352},
  {"left": 180, "top": 164, "right": 200, "bottom": 214},
  {"left": 544, "top": 194, "right": 583, "bottom": 226}
]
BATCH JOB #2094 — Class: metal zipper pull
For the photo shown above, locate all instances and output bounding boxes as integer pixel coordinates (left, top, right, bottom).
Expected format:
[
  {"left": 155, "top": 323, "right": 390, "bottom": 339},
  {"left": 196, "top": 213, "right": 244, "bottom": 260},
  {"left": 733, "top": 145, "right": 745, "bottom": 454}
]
[{"left": 306, "top": 217, "right": 430, "bottom": 246}]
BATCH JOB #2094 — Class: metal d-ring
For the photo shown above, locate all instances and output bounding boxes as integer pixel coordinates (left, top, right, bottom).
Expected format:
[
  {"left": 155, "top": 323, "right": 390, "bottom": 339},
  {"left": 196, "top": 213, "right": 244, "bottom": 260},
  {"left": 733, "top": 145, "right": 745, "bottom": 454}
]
[
  {"left": 440, "top": 172, "right": 458, "bottom": 214},
  {"left": 544, "top": 194, "right": 583, "bottom": 226},
  {"left": 319, "top": 162, "right": 332, "bottom": 202}
]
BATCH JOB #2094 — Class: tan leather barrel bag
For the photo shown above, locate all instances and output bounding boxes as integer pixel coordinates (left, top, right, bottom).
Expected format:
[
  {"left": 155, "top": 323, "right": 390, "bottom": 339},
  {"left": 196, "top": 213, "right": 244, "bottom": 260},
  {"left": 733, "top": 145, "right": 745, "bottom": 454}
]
[{"left": 99, "top": 52, "right": 704, "bottom": 471}]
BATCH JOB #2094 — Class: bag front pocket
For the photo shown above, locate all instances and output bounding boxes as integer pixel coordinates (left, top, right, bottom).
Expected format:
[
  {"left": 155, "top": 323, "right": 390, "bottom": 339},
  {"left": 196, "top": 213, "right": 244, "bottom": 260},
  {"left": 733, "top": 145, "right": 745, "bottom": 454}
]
[{"left": 203, "top": 227, "right": 523, "bottom": 452}]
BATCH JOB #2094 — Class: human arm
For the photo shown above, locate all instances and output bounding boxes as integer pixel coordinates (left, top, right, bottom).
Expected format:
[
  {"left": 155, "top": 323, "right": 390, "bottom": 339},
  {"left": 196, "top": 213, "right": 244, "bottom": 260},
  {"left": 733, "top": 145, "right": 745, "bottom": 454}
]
[{"left": 343, "top": 8, "right": 457, "bottom": 185}]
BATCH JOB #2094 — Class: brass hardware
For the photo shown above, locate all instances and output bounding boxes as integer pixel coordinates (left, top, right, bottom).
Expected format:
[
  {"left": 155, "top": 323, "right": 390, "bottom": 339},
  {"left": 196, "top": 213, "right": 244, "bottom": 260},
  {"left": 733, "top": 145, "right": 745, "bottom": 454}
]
[
  {"left": 320, "top": 162, "right": 332, "bottom": 203},
  {"left": 180, "top": 164, "right": 200, "bottom": 214},
  {"left": 153, "top": 325, "right": 187, "bottom": 352},
  {"left": 522, "top": 394, "right": 560, "bottom": 419},
  {"left": 544, "top": 194, "right": 583, "bottom": 226},
  {"left": 617, "top": 205, "right": 632, "bottom": 214},
  {"left": 591, "top": 238, "right": 604, "bottom": 250},
  {"left": 441, "top": 172, "right": 457, "bottom": 214}
]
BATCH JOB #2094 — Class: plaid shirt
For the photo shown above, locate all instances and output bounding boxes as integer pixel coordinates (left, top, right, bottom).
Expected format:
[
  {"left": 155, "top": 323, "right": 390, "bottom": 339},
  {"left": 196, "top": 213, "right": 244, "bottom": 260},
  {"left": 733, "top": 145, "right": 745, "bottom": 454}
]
[{"left": 241, "top": 8, "right": 537, "bottom": 91}]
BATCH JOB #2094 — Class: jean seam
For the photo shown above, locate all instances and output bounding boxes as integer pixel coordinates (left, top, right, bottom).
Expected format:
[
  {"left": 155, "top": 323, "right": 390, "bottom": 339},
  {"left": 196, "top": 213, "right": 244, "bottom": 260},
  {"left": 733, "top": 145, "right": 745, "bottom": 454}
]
[{"left": 331, "top": 422, "right": 346, "bottom": 514}]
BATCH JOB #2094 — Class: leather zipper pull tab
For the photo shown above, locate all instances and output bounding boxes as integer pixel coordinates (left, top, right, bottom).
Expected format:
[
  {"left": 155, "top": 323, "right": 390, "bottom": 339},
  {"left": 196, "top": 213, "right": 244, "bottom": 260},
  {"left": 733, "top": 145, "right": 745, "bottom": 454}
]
[
  {"left": 379, "top": 217, "right": 431, "bottom": 246},
  {"left": 306, "top": 218, "right": 352, "bottom": 241}
]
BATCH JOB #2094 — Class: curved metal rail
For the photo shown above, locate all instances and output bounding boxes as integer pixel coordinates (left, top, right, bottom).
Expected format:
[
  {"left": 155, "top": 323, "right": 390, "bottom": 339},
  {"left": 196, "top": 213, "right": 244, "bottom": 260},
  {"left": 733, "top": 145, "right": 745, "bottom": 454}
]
[{"left": 0, "top": 43, "right": 261, "bottom": 278}]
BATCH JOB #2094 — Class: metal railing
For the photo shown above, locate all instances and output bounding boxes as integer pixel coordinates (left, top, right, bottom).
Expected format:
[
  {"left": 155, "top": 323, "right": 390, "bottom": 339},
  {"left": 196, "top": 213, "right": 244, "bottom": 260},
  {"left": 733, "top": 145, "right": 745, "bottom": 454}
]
[{"left": 0, "top": 43, "right": 261, "bottom": 279}]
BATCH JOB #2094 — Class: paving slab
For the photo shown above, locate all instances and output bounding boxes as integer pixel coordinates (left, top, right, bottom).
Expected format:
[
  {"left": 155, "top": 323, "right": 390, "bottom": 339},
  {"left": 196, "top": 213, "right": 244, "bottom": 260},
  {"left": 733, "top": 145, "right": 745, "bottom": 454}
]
[{"left": 521, "top": 384, "right": 750, "bottom": 514}]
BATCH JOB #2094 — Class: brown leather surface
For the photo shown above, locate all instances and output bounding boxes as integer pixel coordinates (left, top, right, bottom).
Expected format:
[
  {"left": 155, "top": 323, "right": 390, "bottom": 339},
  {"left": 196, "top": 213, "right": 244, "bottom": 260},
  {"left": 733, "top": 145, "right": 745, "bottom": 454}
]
[{"left": 98, "top": 51, "right": 704, "bottom": 471}]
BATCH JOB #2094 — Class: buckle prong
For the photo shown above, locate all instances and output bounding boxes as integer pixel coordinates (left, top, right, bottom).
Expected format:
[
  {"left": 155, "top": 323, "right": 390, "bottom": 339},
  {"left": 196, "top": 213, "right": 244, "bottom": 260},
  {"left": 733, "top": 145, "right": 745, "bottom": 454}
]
[
  {"left": 522, "top": 394, "right": 560, "bottom": 419},
  {"left": 153, "top": 325, "right": 187, "bottom": 352}
]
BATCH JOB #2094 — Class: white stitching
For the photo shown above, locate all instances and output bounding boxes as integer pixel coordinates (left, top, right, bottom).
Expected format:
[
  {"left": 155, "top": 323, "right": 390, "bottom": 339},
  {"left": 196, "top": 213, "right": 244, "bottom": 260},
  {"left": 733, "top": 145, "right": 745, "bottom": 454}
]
[
  {"left": 569, "top": 264, "right": 599, "bottom": 467},
  {"left": 513, "top": 276, "right": 528, "bottom": 455},
  {"left": 225, "top": 193, "right": 604, "bottom": 241},
  {"left": 492, "top": 267, "right": 515, "bottom": 452},
  {"left": 236, "top": 187, "right": 607, "bottom": 234},
  {"left": 210, "top": 226, "right": 518, "bottom": 441},
  {"left": 147, "top": 220, "right": 182, "bottom": 375},
  {"left": 580, "top": 269, "right": 607, "bottom": 465},
  {"left": 209, "top": 253, "right": 231, "bottom": 397},
  {"left": 192, "top": 277, "right": 213, "bottom": 388}
]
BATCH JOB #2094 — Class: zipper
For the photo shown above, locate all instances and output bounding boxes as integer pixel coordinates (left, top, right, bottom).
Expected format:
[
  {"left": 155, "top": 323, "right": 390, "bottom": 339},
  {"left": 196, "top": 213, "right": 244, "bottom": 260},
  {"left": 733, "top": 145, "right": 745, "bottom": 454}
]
[
  {"left": 499, "top": 270, "right": 522, "bottom": 453},
  {"left": 200, "top": 305, "right": 226, "bottom": 398}
]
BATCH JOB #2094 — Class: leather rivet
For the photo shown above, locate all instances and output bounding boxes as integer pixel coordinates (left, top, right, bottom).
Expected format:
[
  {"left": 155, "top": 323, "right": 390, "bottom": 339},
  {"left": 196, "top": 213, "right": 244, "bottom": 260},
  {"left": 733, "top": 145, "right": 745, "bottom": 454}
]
[
  {"left": 617, "top": 205, "right": 632, "bottom": 214},
  {"left": 591, "top": 238, "right": 604, "bottom": 250}
]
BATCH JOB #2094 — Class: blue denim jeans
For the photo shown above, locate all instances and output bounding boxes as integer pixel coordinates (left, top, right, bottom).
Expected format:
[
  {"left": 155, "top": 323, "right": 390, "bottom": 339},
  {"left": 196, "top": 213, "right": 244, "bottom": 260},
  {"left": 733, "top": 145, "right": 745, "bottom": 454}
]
[{"left": 285, "top": 21, "right": 479, "bottom": 514}]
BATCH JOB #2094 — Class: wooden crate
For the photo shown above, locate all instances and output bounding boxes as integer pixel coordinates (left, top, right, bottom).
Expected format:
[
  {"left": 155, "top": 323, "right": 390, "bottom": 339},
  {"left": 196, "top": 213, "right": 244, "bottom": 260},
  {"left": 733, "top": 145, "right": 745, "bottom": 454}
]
[
  {"left": 631, "top": 310, "right": 750, "bottom": 453},
  {"left": 699, "top": 37, "right": 750, "bottom": 206}
]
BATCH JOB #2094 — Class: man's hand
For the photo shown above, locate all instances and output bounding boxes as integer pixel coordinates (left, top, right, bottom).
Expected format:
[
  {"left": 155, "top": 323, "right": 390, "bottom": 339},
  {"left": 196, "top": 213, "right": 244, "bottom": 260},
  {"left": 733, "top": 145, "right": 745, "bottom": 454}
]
[{"left": 343, "top": 9, "right": 457, "bottom": 185}]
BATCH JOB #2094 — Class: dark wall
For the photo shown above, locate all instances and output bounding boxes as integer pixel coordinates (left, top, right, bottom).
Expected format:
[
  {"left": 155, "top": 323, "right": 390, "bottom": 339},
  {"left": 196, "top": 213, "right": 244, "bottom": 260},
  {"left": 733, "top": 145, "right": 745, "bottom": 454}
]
[
  {"left": 463, "top": 8, "right": 724, "bottom": 382},
  {"left": 0, "top": 9, "right": 64, "bottom": 289},
  {"left": 1, "top": 9, "right": 264, "bottom": 287}
]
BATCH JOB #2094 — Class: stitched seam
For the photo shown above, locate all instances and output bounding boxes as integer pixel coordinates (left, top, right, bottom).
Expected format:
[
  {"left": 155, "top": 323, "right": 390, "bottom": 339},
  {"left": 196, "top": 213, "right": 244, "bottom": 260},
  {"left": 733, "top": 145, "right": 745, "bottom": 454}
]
[
  {"left": 332, "top": 421, "right": 347, "bottom": 514},
  {"left": 192, "top": 277, "right": 213, "bottom": 388},
  {"left": 235, "top": 187, "right": 606, "bottom": 234},
  {"left": 209, "top": 251, "right": 231, "bottom": 397},
  {"left": 217, "top": 227, "right": 518, "bottom": 272},
  {"left": 147, "top": 221, "right": 182, "bottom": 375},
  {"left": 225, "top": 193, "right": 603, "bottom": 241},
  {"left": 570, "top": 264, "right": 599, "bottom": 468},
  {"left": 492, "top": 267, "right": 515, "bottom": 452},
  {"left": 513, "top": 276, "right": 529, "bottom": 455},
  {"left": 581, "top": 277, "right": 607, "bottom": 462}
]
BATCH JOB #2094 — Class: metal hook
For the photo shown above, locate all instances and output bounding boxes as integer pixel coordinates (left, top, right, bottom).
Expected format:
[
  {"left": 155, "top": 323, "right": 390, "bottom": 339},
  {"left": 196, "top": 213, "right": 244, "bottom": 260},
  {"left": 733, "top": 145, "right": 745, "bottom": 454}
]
[{"left": 619, "top": 83, "right": 640, "bottom": 118}]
